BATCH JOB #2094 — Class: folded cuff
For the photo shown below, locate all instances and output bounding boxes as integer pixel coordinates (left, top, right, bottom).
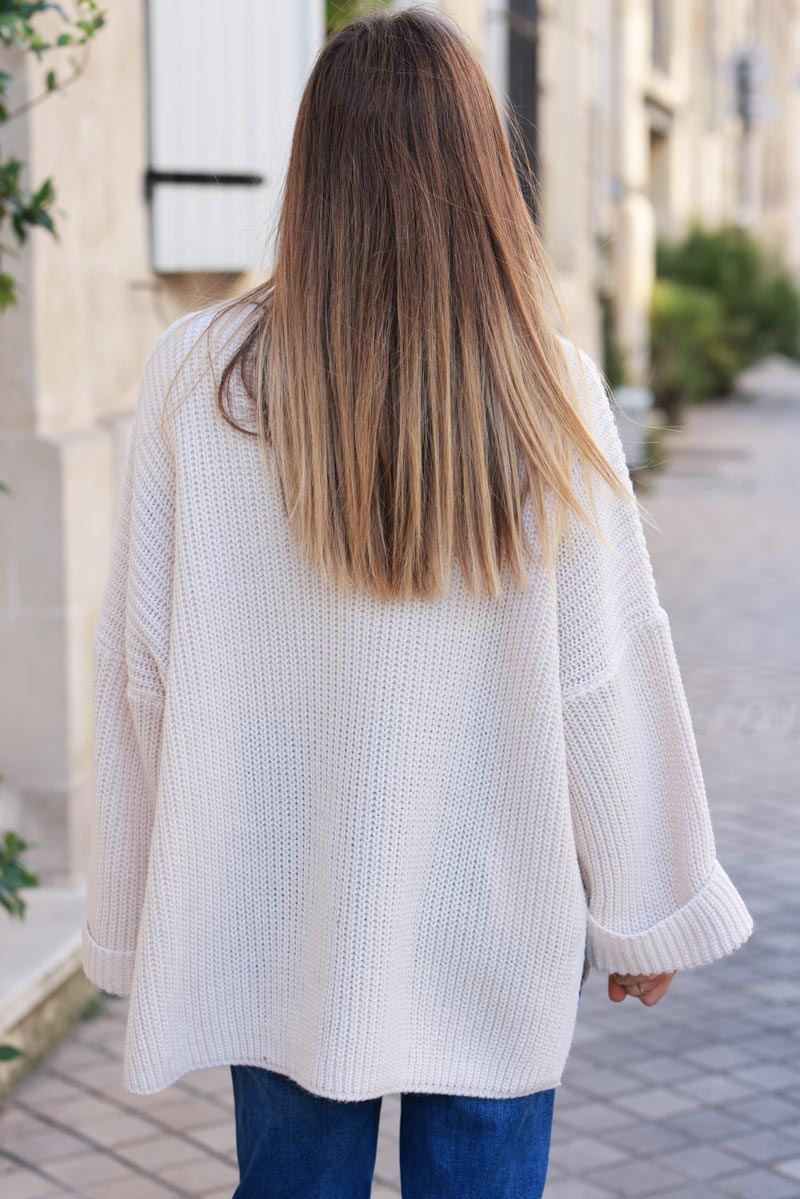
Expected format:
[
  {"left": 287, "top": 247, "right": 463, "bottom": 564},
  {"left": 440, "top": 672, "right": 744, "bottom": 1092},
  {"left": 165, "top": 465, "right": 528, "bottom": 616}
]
[
  {"left": 81, "top": 923, "right": 135, "bottom": 997},
  {"left": 586, "top": 859, "right": 754, "bottom": 974}
]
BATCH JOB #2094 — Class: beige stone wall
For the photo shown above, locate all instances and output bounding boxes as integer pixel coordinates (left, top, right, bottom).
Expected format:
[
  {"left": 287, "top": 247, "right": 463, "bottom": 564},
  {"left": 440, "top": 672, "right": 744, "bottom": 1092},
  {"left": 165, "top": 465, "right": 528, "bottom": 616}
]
[
  {"left": 751, "top": 0, "right": 800, "bottom": 264},
  {"left": 441, "top": 0, "right": 485, "bottom": 52},
  {"left": 0, "top": 5, "right": 246, "bottom": 883},
  {"left": 530, "top": 0, "right": 800, "bottom": 382},
  {"left": 677, "top": 0, "right": 800, "bottom": 258},
  {"left": 536, "top": 1, "right": 602, "bottom": 356}
]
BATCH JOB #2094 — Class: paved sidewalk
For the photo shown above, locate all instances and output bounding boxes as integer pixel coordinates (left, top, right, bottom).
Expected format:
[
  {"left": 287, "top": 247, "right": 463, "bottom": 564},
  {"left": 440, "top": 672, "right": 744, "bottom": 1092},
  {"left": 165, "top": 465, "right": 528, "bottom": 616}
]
[
  {"left": 546, "top": 381, "right": 800, "bottom": 1198},
  {"left": 1, "top": 381, "right": 798, "bottom": 1198}
]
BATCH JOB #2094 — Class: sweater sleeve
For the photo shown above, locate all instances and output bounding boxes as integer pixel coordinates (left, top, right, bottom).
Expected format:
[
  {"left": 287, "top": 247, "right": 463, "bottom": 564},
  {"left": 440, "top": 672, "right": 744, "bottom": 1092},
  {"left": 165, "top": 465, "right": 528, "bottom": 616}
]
[
  {"left": 81, "top": 331, "right": 177, "bottom": 997},
  {"left": 556, "top": 346, "right": 753, "bottom": 975}
]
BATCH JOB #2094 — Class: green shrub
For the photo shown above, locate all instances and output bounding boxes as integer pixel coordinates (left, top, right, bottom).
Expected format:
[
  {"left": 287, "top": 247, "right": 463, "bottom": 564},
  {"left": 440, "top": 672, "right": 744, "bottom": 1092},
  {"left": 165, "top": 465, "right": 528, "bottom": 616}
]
[
  {"left": 597, "top": 286, "right": 629, "bottom": 389},
  {"left": 651, "top": 222, "right": 800, "bottom": 415},
  {"left": 750, "top": 272, "right": 800, "bottom": 359},
  {"left": 649, "top": 280, "right": 745, "bottom": 421}
]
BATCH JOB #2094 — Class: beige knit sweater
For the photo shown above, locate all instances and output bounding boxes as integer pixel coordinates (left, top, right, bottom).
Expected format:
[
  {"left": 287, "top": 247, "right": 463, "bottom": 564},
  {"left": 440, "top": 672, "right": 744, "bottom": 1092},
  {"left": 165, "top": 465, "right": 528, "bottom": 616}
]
[{"left": 82, "top": 305, "right": 753, "bottom": 1100}]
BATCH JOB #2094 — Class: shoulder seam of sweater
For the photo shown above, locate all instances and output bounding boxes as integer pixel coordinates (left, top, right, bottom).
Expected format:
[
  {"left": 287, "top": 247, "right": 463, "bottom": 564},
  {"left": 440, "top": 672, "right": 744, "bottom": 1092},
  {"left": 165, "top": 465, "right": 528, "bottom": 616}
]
[
  {"left": 561, "top": 606, "right": 670, "bottom": 706},
  {"left": 93, "top": 634, "right": 165, "bottom": 702}
]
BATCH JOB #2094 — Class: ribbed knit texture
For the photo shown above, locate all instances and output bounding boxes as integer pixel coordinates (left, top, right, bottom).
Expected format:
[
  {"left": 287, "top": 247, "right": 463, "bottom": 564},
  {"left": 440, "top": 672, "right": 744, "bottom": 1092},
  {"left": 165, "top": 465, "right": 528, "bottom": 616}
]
[{"left": 82, "top": 305, "right": 753, "bottom": 1100}]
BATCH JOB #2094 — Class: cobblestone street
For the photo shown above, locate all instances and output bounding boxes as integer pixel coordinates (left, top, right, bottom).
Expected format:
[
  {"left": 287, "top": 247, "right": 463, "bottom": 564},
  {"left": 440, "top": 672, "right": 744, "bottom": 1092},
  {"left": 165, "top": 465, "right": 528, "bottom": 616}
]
[{"left": 1, "top": 379, "right": 798, "bottom": 1198}]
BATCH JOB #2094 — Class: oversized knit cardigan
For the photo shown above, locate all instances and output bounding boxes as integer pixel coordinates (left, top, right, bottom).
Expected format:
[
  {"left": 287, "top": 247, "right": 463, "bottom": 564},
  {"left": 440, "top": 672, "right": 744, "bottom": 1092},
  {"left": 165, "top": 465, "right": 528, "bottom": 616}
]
[{"left": 82, "top": 305, "right": 753, "bottom": 1100}]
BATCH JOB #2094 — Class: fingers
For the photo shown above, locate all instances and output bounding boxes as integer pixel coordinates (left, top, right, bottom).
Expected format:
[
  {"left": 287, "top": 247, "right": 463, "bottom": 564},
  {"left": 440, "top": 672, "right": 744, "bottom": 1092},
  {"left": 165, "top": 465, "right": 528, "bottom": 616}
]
[
  {"left": 607, "top": 970, "right": 677, "bottom": 1005},
  {"left": 610, "top": 971, "right": 659, "bottom": 1001},
  {"left": 607, "top": 974, "right": 629, "bottom": 1002},
  {"left": 640, "top": 971, "right": 676, "bottom": 1005}
]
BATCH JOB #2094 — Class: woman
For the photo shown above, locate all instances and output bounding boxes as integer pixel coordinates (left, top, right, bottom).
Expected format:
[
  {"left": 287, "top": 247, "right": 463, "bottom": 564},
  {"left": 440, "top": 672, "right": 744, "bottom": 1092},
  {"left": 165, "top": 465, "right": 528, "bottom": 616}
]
[{"left": 82, "top": 8, "right": 753, "bottom": 1198}]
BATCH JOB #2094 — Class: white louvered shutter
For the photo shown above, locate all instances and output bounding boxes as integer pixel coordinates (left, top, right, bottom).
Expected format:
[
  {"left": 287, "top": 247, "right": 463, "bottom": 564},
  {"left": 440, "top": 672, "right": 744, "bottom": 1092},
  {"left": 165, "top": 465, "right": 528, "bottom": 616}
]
[{"left": 147, "top": 0, "right": 324, "bottom": 273}]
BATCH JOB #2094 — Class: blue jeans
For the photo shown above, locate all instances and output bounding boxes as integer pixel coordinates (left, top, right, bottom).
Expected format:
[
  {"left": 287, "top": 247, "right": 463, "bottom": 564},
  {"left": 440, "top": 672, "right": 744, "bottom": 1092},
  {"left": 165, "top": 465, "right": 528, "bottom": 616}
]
[{"left": 229, "top": 1066, "right": 555, "bottom": 1198}]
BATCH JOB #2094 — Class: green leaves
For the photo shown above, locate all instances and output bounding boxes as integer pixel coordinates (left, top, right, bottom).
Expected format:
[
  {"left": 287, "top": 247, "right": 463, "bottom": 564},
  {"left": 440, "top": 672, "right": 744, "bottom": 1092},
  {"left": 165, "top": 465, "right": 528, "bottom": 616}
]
[
  {"left": 0, "top": 271, "right": 16, "bottom": 310},
  {"left": 0, "top": 1, "right": 104, "bottom": 54},
  {"left": 0, "top": 830, "right": 40, "bottom": 919},
  {"left": 11, "top": 174, "right": 57, "bottom": 242},
  {"left": 32, "top": 176, "right": 54, "bottom": 206},
  {"left": 0, "top": 0, "right": 106, "bottom": 310},
  {"left": 0, "top": 828, "right": 39, "bottom": 1065},
  {"left": 326, "top": 0, "right": 392, "bottom": 35},
  {"left": 0, "top": 155, "right": 22, "bottom": 196},
  {"left": 0, "top": 70, "right": 10, "bottom": 120},
  {"left": 0, "top": 155, "right": 57, "bottom": 282}
]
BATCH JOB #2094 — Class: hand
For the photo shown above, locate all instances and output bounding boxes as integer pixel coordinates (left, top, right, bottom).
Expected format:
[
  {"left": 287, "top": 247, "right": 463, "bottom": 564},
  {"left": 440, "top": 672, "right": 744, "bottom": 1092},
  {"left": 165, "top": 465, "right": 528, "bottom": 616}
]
[{"left": 608, "top": 971, "right": 676, "bottom": 1006}]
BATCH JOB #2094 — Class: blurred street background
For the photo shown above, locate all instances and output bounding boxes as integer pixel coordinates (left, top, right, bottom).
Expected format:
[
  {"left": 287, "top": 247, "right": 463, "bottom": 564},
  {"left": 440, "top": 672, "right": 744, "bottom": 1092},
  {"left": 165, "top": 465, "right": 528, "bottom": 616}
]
[{"left": 1, "top": 2, "right": 799, "bottom": 1197}]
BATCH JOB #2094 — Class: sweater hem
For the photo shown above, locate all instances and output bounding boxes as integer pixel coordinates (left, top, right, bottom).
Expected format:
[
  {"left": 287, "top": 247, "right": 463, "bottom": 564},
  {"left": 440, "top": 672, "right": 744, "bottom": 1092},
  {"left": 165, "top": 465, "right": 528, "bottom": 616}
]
[
  {"left": 586, "top": 859, "right": 754, "bottom": 974},
  {"left": 81, "top": 923, "right": 135, "bottom": 997},
  {"left": 120, "top": 1053, "right": 565, "bottom": 1102}
]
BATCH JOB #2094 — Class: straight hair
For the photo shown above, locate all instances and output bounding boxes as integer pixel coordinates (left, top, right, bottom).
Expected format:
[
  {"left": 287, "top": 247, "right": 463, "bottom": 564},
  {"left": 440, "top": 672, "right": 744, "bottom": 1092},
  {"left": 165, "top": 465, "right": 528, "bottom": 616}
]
[{"left": 171, "top": 5, "right": 637, "bottom": 602}]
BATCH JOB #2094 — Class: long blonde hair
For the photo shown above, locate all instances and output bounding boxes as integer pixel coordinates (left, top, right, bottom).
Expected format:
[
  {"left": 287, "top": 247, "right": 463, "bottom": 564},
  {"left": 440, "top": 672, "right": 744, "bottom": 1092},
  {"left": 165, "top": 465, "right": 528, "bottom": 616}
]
[{"left": 184, "top": 6, "right": 634, "bottom": 601}]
